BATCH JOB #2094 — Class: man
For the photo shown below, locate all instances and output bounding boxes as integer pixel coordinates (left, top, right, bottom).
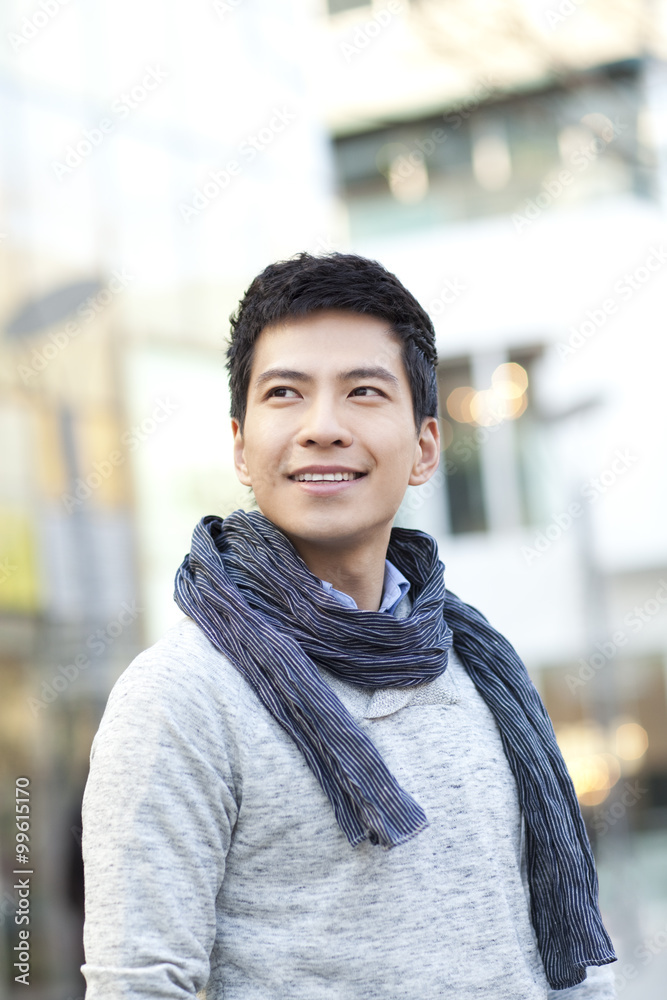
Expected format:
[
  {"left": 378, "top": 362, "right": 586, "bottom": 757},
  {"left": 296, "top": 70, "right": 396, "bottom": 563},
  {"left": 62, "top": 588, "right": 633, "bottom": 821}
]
[{"left": 81, "top": 252, "right": 617, "bottom": 998}]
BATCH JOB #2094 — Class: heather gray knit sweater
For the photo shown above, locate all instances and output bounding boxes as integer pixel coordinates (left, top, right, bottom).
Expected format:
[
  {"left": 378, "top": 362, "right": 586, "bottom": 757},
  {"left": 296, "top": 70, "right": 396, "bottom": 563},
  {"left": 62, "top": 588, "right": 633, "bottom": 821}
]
[{"left": 81, "top": 604, "right": 615, "bottom": 998}]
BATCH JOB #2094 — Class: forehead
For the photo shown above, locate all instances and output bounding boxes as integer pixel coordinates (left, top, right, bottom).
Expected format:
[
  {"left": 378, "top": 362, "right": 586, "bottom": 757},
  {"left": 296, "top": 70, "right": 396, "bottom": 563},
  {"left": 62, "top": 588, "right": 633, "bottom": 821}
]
[{"left": 250, "top": 310, "right": 406, "bottom": 374}]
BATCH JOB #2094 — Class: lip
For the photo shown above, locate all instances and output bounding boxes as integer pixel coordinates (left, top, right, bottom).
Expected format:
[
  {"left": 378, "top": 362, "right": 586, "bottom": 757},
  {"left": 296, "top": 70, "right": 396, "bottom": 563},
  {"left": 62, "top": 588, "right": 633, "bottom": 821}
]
[
  {"left": 290, "top": 476, "right": 366, "bottom": 496},
  {"left": 288, "top": 468, "right": 368, "bottom": 496},
  {"left": 288, "top": 466, "right": 366, "bottom": 477}
]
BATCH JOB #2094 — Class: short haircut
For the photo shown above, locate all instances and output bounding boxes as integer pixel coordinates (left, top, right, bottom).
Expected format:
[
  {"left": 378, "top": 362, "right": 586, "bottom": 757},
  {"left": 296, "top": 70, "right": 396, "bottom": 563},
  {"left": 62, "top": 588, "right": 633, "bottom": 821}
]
[{"left": 225, "top": 252, "right": 439, "bottom": 436}]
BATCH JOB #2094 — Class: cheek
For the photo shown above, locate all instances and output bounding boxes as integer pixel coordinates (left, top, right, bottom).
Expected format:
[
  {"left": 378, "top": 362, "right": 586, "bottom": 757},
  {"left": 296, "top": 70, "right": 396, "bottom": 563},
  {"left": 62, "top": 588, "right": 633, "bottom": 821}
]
[
  {"left": 254, "top": 412, "right": 290, "bottom": 442},
  {"left": 383, "top": 431, "right": 419, "bottom": 466},
  {"left": 248, "top": 458, "right": 277, "bottom": 493}
]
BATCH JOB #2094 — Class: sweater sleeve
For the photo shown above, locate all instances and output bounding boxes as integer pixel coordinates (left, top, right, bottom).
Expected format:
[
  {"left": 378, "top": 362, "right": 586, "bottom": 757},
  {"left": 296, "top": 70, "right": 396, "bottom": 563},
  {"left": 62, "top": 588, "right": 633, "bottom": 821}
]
[
  {"left": 81, "top": 640, "right": 241, "bottom": 999},
  {"left": 547, "top": 962, "right": 616, "bottom": 998}
]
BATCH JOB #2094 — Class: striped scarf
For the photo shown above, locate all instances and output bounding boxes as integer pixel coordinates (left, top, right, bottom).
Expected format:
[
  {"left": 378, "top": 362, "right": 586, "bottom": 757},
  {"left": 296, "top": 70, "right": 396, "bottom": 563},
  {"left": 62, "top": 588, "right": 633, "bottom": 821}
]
[{"left": 174, "top": 509, "right": 615, "bottom": 990}]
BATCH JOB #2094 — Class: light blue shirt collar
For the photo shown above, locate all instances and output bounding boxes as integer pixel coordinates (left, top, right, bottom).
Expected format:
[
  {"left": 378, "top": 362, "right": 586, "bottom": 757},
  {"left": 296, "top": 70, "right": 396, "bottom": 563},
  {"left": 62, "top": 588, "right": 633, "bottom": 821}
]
[{"left": 319, "top": 558, "right": 411, "bottom": 615}]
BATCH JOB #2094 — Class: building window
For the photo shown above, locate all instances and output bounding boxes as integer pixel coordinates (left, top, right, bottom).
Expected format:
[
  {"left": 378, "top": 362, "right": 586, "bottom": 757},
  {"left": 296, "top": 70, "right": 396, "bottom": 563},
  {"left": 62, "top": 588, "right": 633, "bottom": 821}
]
[
  {"left": 333, "top": 62, "right": 641, "bottom": 239},
  {"left": 438, "top": 359, "right": 487, "bottom": 535},
  {"left": 438, "top": 347, "right": 542, "bottom": 535},
  {"left": 327, "top": 0, "right": 370, "bottom": 15}
]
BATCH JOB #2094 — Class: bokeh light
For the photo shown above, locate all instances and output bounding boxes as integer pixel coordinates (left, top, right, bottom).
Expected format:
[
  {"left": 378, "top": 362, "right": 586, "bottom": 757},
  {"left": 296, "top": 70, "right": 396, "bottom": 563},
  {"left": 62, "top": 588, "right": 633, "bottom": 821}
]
[
  {"left": 446, "top": 385, "right": 477, "bottom": 423},
  {"left": 615, "top": 721, "right": 649, "bottom": 760},
  {"left": 446, "top": 362, "right": 529, "bottom": 427}
]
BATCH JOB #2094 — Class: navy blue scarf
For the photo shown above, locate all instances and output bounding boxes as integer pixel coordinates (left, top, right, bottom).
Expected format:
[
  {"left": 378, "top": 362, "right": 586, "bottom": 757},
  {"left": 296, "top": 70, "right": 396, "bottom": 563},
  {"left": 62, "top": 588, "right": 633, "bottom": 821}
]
[{"left": 174, "top": 509, "right": 615, "bottom": 990}]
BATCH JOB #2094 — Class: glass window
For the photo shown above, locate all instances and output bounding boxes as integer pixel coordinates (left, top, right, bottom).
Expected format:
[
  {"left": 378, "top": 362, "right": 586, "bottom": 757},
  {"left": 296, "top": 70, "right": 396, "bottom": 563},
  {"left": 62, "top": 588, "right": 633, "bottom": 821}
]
[
  {"left": 438, "top": 359, "right": 487, "bottom": 535},
  {"left": 333, "top": 63, "right": 642, "bottom": 239},
  {"left": 327, "top": 0, "right": 371, "bottom": 15},
  {"left": 438, "top": 348, "right": 543, "bottom": 535}
]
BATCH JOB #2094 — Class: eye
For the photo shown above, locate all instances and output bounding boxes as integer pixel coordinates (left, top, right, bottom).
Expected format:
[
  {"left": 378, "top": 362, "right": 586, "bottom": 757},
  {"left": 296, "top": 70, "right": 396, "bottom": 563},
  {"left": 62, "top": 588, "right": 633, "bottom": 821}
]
[
  {"left": 267, "top": 386, "right": 299, "bottom": 398},
  {"left": 350, "top": 386, "right": 384, "bottom": 397}
]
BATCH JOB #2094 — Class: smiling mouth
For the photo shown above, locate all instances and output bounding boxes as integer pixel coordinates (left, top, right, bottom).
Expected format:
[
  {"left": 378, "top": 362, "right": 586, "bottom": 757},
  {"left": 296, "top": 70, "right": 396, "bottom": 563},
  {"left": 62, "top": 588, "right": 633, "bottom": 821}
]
[{"left": 289, "top": 472, "right": 367, "bottom": 482}]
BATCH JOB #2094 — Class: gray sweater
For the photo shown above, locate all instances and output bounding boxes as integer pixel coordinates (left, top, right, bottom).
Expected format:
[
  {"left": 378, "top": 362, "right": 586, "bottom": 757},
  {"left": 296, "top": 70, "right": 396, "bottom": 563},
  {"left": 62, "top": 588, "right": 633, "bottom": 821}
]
[{"left": 81, "top": 612, "right": 616, "bottom": 998}]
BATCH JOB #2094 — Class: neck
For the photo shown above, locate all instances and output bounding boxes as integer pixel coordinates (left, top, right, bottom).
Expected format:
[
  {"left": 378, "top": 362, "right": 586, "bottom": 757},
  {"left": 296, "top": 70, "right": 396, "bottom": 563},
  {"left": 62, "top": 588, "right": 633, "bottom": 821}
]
[{"left": 283, "top": 528, "right": 391, "bottom": 612}]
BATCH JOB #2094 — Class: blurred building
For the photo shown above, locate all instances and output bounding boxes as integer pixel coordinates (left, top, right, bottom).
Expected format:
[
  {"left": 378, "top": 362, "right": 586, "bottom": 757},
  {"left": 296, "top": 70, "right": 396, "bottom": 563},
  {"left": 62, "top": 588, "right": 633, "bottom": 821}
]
[{"left": 0, "top": 1, "right": 334, "bottom": 995}]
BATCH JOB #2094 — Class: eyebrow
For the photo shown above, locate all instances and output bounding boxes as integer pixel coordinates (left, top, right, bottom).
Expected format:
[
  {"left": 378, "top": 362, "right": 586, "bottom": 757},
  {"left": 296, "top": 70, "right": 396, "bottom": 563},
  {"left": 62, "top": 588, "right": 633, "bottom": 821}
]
[{"left": 253, "top": 366, "right": 401, "bottom": 391}]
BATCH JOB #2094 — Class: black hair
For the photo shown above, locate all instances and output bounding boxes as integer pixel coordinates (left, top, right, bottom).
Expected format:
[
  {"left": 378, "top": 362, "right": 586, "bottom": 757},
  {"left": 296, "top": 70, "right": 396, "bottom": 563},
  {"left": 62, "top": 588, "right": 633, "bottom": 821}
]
[{"left": 225, "top": 251, "right": 439, "bottom": 435}]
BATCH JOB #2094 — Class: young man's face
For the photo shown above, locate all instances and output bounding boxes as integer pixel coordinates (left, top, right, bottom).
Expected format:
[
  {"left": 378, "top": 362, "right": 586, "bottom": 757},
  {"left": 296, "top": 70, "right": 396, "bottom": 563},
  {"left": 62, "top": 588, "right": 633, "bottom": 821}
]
[{"left": 231, "top": 310, "right": 440, "bottom": 565}]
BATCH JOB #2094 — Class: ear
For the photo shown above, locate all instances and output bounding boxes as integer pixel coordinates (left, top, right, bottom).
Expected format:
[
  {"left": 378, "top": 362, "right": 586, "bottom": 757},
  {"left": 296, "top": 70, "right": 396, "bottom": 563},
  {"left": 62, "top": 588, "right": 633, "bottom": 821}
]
[
  {"left": 408, "top": 416, "right": 440, "bottom": 486},
  {"left": 231, "top": 418, "right": 252, "bottom": 486}
]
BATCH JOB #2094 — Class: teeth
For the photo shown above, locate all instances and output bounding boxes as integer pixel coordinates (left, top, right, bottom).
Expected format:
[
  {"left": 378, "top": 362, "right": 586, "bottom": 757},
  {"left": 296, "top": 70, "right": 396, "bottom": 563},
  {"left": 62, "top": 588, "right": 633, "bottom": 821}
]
[{"left": 294, "top": 472, "right": 362, "bottom": 482}]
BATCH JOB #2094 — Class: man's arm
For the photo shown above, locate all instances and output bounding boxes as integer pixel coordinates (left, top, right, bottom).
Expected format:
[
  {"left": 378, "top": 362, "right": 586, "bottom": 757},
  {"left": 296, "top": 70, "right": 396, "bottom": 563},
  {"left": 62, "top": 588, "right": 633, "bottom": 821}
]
[
  {"left": 81, "top": 639, "right": 240, "bottom": 998},
  {"left": 547, "top": 962, "right": 616, "bottom": 999}
]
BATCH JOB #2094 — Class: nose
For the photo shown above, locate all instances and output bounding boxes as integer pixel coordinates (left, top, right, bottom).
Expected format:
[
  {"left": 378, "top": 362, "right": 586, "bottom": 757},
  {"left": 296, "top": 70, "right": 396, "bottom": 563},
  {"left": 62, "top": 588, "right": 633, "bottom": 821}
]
[{"left": 295, "top": 392, "right": 353, "bottom": 448}]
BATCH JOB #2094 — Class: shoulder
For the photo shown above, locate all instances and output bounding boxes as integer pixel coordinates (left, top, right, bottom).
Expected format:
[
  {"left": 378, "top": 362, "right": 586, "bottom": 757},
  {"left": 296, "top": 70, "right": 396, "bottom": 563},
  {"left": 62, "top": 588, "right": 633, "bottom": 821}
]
[
  {"left": 97, "top": 617, "right": 247, "bottom": 747},
  {"left": 113, "top": 616, "right": 241, "bottom": 694}
]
